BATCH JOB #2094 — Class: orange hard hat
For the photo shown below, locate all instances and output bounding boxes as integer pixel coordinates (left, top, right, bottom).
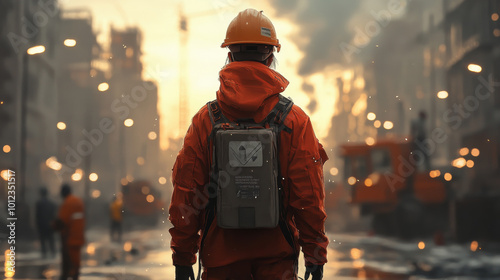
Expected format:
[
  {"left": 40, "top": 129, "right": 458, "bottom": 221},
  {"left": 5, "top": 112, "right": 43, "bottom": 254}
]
[{"left": 221, "top": 9, "right": 281, "bottom": 52}]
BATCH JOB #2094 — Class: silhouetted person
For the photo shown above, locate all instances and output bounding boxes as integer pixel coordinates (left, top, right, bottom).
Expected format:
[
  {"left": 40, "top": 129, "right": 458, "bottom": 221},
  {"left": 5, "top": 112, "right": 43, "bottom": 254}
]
[
  {"left": 170, "top": 9, "right": 328, "bottom": 280},
  {"left": 109, "top": 195, "right": 123, "bottom": 242},
  {"left": 411, "top": 111, "right": 431, "bottom": 170},
  {"left": 36, "top": 187, "right": 57, "bottom": 258},
  {"left": 53, "top": 184, "right": 85, "bottom": 280}
]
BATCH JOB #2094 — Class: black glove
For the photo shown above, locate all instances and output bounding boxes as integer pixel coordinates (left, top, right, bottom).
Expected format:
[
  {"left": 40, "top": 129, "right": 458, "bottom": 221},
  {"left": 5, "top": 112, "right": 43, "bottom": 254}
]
[
  {"left": 305, "top": 264, "right": 323, "bottom": 280},
  {"left": 175, "top": 265, "right": 195, "bottom": 280}
]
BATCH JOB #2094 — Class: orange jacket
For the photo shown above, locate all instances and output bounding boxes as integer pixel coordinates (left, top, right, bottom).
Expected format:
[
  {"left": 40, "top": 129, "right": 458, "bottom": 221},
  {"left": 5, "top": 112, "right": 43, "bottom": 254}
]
[
  {"left": 110, "top": 199, "right": 123, "bottom": 222},
  {"left": 169, "top": 61, "right": 328, "bottom": 268},
  {"left": 57, "top": 194, "right": 85, "bottom": 246}
]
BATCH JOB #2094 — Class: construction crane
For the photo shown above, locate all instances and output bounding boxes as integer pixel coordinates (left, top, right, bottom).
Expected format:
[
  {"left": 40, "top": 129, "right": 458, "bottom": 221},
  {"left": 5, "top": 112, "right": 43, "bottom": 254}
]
[
  {"left": 179, "top": 8, "right": 188, "bottom": 134},
  {"left": 178, "top": 5, "right": 229, "bottom": 134}
]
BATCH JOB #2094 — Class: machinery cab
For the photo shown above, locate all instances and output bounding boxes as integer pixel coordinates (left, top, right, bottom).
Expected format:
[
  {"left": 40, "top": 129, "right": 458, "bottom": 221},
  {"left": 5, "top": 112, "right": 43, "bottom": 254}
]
[
  {"left": 122, "top": 180, "right": 164, "bottom": 227},
  {"left": 341, "top": 138, "right": 447, "bottom": 209}
]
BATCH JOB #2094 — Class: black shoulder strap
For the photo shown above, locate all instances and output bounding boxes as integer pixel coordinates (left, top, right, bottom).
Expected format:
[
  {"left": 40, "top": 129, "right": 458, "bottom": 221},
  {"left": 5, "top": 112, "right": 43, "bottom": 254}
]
[
  {"left": 206, "top": 100, "right": 231, "bottom": 146},
  {"left": 263, "top": 94, "right": 293, "bottom": 133},
  {"left": 207, "top": 100, "right": 230, "bottom": 126},
  {"left": 269, "top": 95, "right": 297, "bottom": 257}
]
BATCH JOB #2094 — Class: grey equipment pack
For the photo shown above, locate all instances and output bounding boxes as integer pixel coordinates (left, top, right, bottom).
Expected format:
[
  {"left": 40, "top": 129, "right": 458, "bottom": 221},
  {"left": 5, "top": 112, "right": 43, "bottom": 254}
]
[
  {"left": 208, "top": 94, "right": 293, "bottom": 229},
  {"left": 216, "top": 128, "right": 278, "bottom": 228}
]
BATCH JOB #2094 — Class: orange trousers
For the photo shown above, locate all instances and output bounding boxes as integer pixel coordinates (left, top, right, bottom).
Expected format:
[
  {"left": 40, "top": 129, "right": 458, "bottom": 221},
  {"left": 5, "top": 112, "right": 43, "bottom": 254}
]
[
  {"left": 202, "top": 259, "right": 297, "bottom": 280},
  {"left": 61, "top": 245, "right": 81, "bottom": 280}
]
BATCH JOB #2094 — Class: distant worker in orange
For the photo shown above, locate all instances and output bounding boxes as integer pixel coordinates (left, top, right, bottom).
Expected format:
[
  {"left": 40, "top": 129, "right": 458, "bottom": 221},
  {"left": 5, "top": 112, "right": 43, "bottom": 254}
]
[
  {"left": 109, "top": 194, "right": 123, "bottom": 242},
  {"left": 53, "top": 184, "right": 85, "bottom": 280},
  {"left": 169, "top": 8, "right": 328, "bottom": 280}
]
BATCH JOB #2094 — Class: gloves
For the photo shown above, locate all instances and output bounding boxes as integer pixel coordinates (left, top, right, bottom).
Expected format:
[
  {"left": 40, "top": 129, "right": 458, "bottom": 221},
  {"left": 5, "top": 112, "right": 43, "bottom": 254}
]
[
  {"left": 305, "top": 264, "right": 323, "bottom": 280},
  {"left": 175, "top": 265, "right": 195, "bottom": 280}
]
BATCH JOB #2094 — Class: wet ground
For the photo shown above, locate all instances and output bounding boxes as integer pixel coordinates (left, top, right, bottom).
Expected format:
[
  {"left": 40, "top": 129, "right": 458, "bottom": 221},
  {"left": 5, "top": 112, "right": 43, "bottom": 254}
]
[{"left": 3, "top": 225, "right": 500, "bottom": 280}]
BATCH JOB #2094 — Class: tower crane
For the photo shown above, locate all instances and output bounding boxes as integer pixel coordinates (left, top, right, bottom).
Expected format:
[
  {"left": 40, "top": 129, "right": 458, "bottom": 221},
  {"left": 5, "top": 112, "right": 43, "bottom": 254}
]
[{"left": 178, "top": 6, "right": 229, "bottom": 134}]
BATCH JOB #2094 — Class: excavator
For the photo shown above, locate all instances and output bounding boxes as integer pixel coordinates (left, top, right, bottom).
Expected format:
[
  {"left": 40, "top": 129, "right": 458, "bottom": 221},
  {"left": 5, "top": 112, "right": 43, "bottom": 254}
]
[
  {"left": 331, "top": 134, "right": 500, "bottom": 242},
  {"left": 338, "top": 137, "right": 449, "bottom": 239},
  {"left": 122, "top": 180, "right": 164, "bottom": 227}
]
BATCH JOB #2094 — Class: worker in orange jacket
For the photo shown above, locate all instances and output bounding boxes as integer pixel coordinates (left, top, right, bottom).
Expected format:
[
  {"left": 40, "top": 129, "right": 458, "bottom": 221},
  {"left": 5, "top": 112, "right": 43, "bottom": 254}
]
[
  {"left": 169, "top": 9, "right": 328, "bottom": 280},
  {"left": 53, "top": 184, "right": 85, "bottom": 280},
  {"left": 109, "top": 194, "right": 123, "bottom": 242}
]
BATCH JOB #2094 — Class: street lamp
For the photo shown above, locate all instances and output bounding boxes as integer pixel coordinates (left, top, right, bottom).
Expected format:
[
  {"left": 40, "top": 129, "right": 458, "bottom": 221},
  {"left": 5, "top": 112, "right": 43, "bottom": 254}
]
[
  {"left": 91, "top": 190, "right": 101, "bottom": 198},
  {"left": 158, "top": 176, "right": 167, "bottom": 184},
  {"left": 348, "top": 176, "right": 357, "bottom": 186},
  {"left": 45, "top": 156, "right": 62, "bottom": 171},
  {"left": 366, "top": 112, "right": 376, "bottom": 121},
  {"left": 365, "top": 137, "right": 375, "bottom": 146},
  {"left": 329, "top": 168, "right": 339, "bottom": 176},
  {"left": 383, "top": 121, "right": 394, "bottom": 130},
  {"left": 364, "top": 178, "right": 373, "bottom": 187},
  {"left": 148, "top": 131, "right": 157, "bottom": 140},
  {"left": 444, "top": 173, "right": 453, "bottom": 181},
  {"left": 71, "top": 168, "right": 83, "bottom": 181},
  {"left": 63, "top": 39, "right": 77, "bottom": 47},
  {"left": 0, "top": 170, "right": 9, "bottom": 181},
  {"left": 452, "top": 158, "right": 466, "bottom": 168},
  {"left": 3, "top": 145, "right": 11, "bottom": 153},
  {"left": 136, "top": 156, "right": 145, "bottom": 166},
  {"left": 57, "top": 121, "right": 67, "bottom": 130},
  {"left": 467, "top": 64, "right": 482, "bottom": 73},
  {"left": 437, "top": 91, "right": 449, "bottom": 99},
  {"left": 98, "top": 82, "right": 109, "bottom": 92},
  {"left": 124, "top": 118, "right": 134, "bottom": 127},
  {"left": 89, "top": 173, "right": 98, "bottom": 182},
  {"left": 4, "top": 249, "right": 15, "bottom": 277},
  {"left": 27, "top": 45, "right": 45, "bottom": 55}
]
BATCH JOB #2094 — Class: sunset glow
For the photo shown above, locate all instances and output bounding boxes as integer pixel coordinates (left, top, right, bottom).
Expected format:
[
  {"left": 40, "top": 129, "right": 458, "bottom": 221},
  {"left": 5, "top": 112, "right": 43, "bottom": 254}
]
[{"left": 63, "top": 0, "right": 339, "bottom": 149}]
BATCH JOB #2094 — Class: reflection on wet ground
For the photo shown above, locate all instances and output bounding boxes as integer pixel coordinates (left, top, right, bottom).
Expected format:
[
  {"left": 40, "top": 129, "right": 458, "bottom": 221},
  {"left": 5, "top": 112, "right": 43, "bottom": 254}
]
[
  {"left": 325, "top": 233, "right": 500, "bottom": 280},
  {"left": 323, "top": 235, "right": 412, "bottom": 279},
  {"left": 4, "top": 228, "right": 500, "bottom": 279}
]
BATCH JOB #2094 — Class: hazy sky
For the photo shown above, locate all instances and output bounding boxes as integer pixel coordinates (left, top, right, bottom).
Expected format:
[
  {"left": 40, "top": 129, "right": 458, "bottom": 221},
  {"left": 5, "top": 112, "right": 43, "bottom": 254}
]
[{"left": 61, "top": 0, "right": 340, "bottom": 149}]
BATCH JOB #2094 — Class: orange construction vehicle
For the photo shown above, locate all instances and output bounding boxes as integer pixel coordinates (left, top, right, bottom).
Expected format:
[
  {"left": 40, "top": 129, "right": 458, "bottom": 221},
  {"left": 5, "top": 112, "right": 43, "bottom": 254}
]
[
  {"left": 339, "top": 138, "right": 449, "bottom": 239},
  {"left": 122, "top": 180, "right": 164, "bottom": 228}
]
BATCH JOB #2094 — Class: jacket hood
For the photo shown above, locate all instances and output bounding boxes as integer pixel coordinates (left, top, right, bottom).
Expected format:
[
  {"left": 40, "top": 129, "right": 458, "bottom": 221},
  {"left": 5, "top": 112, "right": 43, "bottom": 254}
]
[{"left": 217, "top": 61, "right": 289, "bottom": 122}]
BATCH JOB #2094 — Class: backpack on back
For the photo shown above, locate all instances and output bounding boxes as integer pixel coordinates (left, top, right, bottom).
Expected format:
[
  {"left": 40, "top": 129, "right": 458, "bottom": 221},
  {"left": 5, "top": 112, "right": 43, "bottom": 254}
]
[
  {"left": 208, "top": 94, "right": 293, "bottom": 229},
  {"left": 216, "top": 127, "right": 278, "bottom": 228},
  {"left": 196, "top": 94, "right": 297, "bottom": 280}
]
